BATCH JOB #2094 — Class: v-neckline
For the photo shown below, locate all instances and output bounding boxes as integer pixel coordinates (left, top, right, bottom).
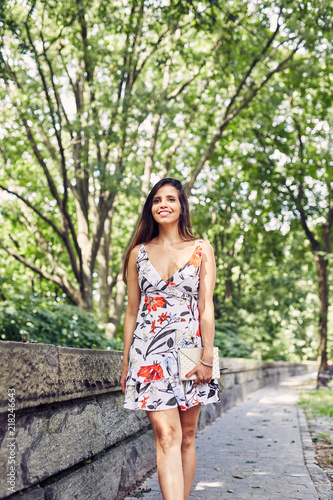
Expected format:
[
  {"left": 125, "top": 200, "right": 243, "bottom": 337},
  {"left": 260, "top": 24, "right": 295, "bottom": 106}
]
[{"left": 142, "top": 241, "right": 202, "bottom": 283}]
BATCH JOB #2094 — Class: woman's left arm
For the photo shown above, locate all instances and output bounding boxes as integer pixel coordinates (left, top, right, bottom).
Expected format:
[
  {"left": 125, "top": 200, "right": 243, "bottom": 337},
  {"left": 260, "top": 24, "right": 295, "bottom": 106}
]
[
  {"left": 198, "top": 240, "right": 216, "bottom": 366},
  {"left": 186, "top": 240, "right": 216, "bottom": 384}
]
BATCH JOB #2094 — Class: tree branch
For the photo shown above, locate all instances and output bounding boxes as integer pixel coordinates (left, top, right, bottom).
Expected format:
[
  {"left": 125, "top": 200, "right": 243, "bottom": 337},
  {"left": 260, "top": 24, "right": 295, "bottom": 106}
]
[
  {"left": 0, "top": 241, "right": 80, "bottom": 304},
  {"left": 3, "top": 63, "right": 82, "bottom": 274},
  {"left": 133, "top": 27, "right": 171, "bottom": 83},
  {"left": 19, "top": 113, "right": 63, "bottom": 205},
  {"left": 0, "top": 184, "right": 80, "bottom": 281},
  {"left": 167, "top": 37, "right": 222, "bottom": 100},
  {"left": 2, "top": 64, "right": 63, "bottom": 206},
  {"left": 37, "top": 124, "right": 59, "bottom": 161},
  {"left": 223, "top": 16, "right": 282, "bottom": 120},
  {"left": 0, "top": 184, "right": 62, "bottom": 237},
  {"left": 282, "top": 178, "right": 321, "bottom": 252},
  {"left": 326, "top": 180, "right": 333, "bottom": 230},
  {"left": 42, "top": 41, "right": 74, "bottom": 140},
  {"left": 184, "top": 40, "right": 303, "bottom": 192},
  {"left": 140, "top": 113, "right": 161, "bottom": 206},
  {"left": 162, "top": 73, "right": 213, "bottom": 176},
  {"left": 24, "top": 20, "right": 67, "bottom": 191}
]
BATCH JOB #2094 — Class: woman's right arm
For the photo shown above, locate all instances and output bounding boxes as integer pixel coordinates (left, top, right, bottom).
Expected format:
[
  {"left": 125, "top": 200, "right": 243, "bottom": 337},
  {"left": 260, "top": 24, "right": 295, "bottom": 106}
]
[{"left": 120, "top": 246, "right": 141, "bottom": 393}]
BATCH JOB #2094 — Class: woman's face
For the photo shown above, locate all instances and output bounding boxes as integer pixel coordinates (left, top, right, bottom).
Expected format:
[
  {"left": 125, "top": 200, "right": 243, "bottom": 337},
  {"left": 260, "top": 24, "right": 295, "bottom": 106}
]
[{"left": 151, "top": 185, "right": 182, "bottom": 226}]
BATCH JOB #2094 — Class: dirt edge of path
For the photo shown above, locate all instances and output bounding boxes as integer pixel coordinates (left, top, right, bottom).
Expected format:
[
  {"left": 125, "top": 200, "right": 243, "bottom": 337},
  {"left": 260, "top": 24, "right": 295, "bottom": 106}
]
[{"left": 298, "top": 407, "right": 333, "bottom": 499}]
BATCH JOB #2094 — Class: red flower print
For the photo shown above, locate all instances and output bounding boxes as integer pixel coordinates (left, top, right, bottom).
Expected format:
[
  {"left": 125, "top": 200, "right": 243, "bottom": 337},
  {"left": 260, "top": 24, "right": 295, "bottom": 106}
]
[
  {"left": 189, "top": 246, "right": 202, "bottom": 269},
  {"left": 165, "top": 280, "right": 176, "bottom": 286},
  {"left": 196, "top": 326, "right": 201, "bottom": 337},
  {"left": 150, "top": 320, "right": 157, "bottom": 334},
  {"left": 137, "top": 363, "right": 164, "bottom": 383},
  {"left": 157, "top": 312, "right": 170, "bottom": 324},
  {"left": 145, "top": 295, "right": 166, "bottom": 312},
  {"left": 181, "top": 318, "right": 186, "bottom": 322},
  {"left": 179, "top": 405, "right": 187, "bottom": 411},
  {"left": 140, "top": 396, "right": 149, "bottom": 409}
]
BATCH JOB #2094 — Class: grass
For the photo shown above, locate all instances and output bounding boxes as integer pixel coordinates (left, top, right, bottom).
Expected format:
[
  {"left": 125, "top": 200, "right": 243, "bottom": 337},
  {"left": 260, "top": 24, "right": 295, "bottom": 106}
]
[
  {"left": 299, "top": 388, "right": 333, "bottom": 481},
  {"left": 299, "top": 389, "right": 333, "bottom": 418},
  {"left": 312, "top": 432, "right": 333, "bottom": 444}
]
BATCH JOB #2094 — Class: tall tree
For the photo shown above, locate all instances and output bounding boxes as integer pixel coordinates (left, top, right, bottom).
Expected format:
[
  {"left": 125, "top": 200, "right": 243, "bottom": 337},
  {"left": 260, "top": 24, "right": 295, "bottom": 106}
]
[
  {"left": 234, "top": 42, "right": 333, "bottom": 369},
  {"left": 0, "top": 0, "right": 329, "bottom": 338},
  {"left": 192, "top": 164, "right": 319, "bottom": 362}
]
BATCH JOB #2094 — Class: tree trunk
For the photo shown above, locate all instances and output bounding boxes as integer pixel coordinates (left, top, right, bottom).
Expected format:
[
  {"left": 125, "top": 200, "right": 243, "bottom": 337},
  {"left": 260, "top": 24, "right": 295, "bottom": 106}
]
[
  {"left": 315, "top": 253, "right": 329, "bottom": 371},
  {"left": 224, "top": 264, "right": 233, "bottom": 301},
  {"left": 97, "top": 213, "right": 113, "bottom": 322},
  {"left": 101, "top": 114, "right": 161, "bottom": 337},
  {"left": 290, "top": 179, "right": 331, "bottom": 371},
  {"left": 78, "top": 270, "right": 94, "bottom": 312},
  {"left": 106, "top": 277, "right": 127, "bottom": 339},
  {"left": 237, "top": 266, "right": 242, "bottom": 301}
]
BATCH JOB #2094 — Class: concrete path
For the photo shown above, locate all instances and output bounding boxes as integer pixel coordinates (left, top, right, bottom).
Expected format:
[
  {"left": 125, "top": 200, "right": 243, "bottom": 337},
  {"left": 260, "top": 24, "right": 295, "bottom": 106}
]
[{"left": 125, "top": 373, "right": 333, "bottom": 500}]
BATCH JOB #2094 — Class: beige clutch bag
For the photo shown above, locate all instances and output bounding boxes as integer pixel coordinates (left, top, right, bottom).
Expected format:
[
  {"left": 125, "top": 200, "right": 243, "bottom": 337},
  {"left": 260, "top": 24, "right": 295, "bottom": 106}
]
[{"left": 178, "top": 347, "right": 220, "bottom": 381}]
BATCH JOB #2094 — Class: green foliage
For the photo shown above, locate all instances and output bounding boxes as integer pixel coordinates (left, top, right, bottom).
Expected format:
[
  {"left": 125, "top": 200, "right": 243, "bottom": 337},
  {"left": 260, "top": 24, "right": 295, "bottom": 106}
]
[
  {"left": 192, "top": 167, "right": 321, "bottom": 362},
  {"left": 214, "top": 320, "right": 252, "bottom": 358},
  {"left": 0, "top": 295, "right": 123, "bottom": 350},
  {"left": 0, "top": 0, "right": 332, "bottom": 362}
]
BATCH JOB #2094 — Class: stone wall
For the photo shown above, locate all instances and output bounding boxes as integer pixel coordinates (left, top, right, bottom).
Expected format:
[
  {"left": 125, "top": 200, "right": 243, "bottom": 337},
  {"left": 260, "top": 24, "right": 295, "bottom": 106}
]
[{"left": 0, "top": 341, "right": 316, "bottom": 500}]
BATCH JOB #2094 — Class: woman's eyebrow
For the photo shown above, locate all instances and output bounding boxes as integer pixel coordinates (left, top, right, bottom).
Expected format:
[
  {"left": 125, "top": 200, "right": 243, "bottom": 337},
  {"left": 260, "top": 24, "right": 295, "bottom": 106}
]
[{"left": 153, "top": 194, "right": 175, "bottom": 200}]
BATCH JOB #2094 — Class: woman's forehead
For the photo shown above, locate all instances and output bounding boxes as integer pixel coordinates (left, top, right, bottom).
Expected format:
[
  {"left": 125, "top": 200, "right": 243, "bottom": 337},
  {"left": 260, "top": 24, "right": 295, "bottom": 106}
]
[{"left": 154, "top": 185, "right": 179, "bottom": 198}]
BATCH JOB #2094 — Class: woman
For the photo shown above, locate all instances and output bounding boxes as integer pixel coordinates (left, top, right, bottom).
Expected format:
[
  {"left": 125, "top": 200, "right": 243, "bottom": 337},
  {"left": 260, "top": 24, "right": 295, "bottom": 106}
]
[{"left": 120, "top": 178, "right": 219, "bottom": 500}]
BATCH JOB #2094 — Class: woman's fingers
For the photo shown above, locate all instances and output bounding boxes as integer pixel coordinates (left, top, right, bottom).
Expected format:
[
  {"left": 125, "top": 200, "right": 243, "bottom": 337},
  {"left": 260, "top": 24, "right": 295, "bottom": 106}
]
[
  {"left": 185, "top": 363, "right": 212, "bottom": 385},
  {"left": 120, "top": 373, "right": 127, "bottom": 393},
  {"left": 185, "top": 367, "right": 197, "bottom": 379}
]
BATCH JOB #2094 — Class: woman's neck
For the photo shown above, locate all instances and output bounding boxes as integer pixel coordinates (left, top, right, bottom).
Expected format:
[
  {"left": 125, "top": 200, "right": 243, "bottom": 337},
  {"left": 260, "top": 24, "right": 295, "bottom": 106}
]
[{"left": 154, "top": 224, "right": 182, "bottom": 245}]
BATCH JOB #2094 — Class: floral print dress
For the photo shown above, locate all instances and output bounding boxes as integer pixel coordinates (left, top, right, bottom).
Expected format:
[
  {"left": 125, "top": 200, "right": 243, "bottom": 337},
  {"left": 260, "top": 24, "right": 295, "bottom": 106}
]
[{"left": 124, "top": 239, "right": 220, "bottom": 412}]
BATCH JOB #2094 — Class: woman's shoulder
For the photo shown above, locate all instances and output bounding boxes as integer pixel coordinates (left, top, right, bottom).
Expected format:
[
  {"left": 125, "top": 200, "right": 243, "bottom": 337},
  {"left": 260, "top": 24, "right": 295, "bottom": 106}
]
[
  {"left": 200, "top": 239, "right": 214, "bottom": 254},
  {"left": 129, "top": 244, "right": 143, "bottom": 260},
  {"left": 200, "top": 240, "right": 215, "bottom": 262}
]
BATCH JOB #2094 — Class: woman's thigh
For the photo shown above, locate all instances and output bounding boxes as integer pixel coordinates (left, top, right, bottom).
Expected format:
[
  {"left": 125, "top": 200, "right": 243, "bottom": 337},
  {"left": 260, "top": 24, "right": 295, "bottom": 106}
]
[{"left": 146, "top": 407, "right": 183, "bottom": 444}]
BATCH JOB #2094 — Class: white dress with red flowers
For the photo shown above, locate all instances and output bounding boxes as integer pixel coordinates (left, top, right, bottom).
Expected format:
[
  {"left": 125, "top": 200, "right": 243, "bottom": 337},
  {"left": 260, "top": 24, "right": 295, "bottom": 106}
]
[{"left": 124, "top": 239, "right": 220, "bottom": 412}]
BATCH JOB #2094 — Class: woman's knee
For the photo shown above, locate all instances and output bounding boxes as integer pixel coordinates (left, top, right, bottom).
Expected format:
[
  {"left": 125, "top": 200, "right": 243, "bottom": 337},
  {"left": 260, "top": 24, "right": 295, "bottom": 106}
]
[
  {"left": 181, "top": 428, "right": 196, "bottom": 451},
  {"left": 154, "top": 424, "right": 182, "bottom": 453}
]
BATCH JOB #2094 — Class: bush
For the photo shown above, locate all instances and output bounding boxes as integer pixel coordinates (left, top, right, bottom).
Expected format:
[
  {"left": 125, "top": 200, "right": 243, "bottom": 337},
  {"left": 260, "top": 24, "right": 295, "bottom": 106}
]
[
  {"left": 214, "top": 320, "right": 252, "bottom": 358},
  {"left": 0, "top": 295, "right": 114, "bottom": 349}
]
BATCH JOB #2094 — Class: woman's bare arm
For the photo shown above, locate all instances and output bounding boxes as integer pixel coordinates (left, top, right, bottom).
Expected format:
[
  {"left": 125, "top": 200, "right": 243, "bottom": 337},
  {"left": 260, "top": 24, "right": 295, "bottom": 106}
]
[
  {"left": 120, "top": 246, "right": 141, "bottom": 393},
  {"left": 186, "top": 240, "right": 217, "bottom": 384},
  {"left": 198, "top": 240, "right": 216, "bottom": 364}
]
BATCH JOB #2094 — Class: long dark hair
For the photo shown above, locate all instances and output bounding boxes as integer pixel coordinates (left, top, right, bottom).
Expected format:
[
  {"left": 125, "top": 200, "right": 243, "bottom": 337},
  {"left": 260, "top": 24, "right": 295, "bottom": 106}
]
[{"left": 123, "top": 178, "right": 196, "bottom": 283}]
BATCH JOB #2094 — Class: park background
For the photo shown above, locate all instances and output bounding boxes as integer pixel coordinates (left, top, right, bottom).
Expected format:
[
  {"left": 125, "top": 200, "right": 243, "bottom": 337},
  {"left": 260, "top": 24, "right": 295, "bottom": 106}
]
[{"left": 0, "top": 0, "right": 332, "bottom": 370}]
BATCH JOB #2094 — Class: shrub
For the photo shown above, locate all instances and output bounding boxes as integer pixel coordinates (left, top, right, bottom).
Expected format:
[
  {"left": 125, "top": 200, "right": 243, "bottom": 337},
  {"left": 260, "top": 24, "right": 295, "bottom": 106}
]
[
  {"left": 0, "top": 295, "right": 112, "bottom": 349},
  {"left": 214, "top": 320, "right": 252, "bottom": 358}
]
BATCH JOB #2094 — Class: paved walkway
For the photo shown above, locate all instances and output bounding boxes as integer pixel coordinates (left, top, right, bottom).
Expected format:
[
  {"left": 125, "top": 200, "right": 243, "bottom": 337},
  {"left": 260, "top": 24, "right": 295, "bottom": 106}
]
[{"left": 125, "top": 373, "right": 333, "bottom": 500}]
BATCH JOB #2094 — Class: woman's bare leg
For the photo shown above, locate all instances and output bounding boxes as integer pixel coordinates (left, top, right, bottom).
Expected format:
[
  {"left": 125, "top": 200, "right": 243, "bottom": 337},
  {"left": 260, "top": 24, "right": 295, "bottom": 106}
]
[
  {"left": 146, "top": 408, "right": 183, "bottom": 500},
  {"left": 179, "top": 404, "right": 201, "bottom": 500}
]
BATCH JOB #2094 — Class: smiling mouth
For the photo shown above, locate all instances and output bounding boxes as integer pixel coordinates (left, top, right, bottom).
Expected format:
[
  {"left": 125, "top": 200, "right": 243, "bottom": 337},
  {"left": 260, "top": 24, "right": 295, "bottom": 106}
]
[{"left": 158, "top": 211, "right": 171, "bottom": 215}]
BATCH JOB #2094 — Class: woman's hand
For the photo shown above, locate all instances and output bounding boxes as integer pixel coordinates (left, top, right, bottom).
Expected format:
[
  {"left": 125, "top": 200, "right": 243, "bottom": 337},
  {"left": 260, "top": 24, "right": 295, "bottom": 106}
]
[
  {"left": 120, "top": 365, "right": 128, "bottom": 394},
  {"left": 185, "top": 361, "right": 212, "bottom": 385}
]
